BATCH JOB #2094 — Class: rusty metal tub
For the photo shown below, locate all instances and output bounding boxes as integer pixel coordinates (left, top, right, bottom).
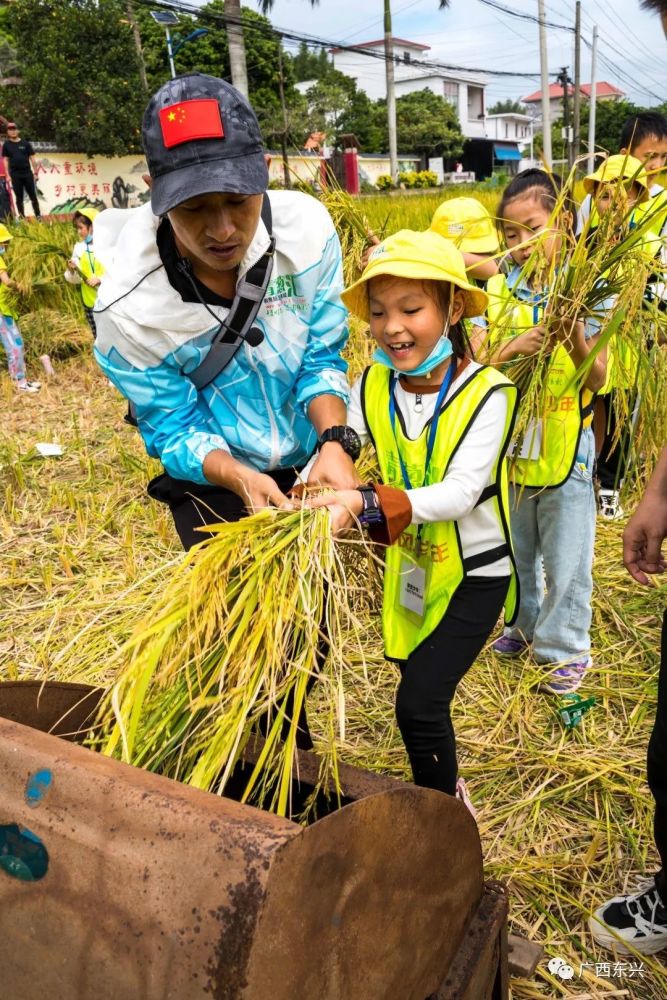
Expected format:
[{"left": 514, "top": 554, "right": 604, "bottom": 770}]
[{"left": 0, "top": 681, "right": 508, "bottom": 1000}]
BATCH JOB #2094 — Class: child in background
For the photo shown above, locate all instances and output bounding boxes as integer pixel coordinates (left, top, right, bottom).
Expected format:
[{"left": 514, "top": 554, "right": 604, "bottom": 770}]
[
  {"left": 577, "top": 111, "right": 667, "bottom": 235},
  {"left": 483, "top": 169, "right": 608, "bottom": 694},
  {"left": 65, "top": 207, "right": 104, "bottom": 338},
  {"left": 430, "top": 197, "right": 500, "bottom": 283},
  {"left": 581, "top": 155, "right": 653, "bottom": 519},
  {"left": 309, "top": 230, "right": 519, "bottom": 803},
  {"left": 0, "top": 223, "right": 40, "bottom": 393}
]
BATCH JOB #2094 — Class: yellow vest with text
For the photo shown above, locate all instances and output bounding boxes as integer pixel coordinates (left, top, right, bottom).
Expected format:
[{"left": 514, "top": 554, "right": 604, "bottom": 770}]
[
  {"left": 361, "top": 362, "right": 519, "bottom": 661},
  {"left": 486, "top": 272, "right": 595, "bottom": 490},
  {"left": 77, "top": 244, "right": 105, "bottom": 309}
]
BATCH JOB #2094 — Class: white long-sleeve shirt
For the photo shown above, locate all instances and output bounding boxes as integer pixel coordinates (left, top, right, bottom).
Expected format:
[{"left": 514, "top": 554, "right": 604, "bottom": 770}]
[{"left": 350, "top": 361, "right": 511, "bottom": 576}]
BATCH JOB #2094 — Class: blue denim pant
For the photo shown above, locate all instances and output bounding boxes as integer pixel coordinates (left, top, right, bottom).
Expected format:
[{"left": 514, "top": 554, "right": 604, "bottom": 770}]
[{"left": 504, "top": 427, "right": 596, "bottom": 663}]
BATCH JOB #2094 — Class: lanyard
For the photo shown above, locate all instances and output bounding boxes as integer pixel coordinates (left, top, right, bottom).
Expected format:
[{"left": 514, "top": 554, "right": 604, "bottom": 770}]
[{"left": 388, "top": 361, "right": 455, "bottom": 490}]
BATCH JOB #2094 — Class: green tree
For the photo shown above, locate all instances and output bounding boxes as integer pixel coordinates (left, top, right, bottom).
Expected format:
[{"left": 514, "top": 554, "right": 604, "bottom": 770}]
[
  {"left": 9, "top": 0, "right": 145, "bottom": 155},
  {"left": 380, "top": 89, "right": 464, "bottom": 160},
  {"left": 302, "top": 70, "right": 384, "bottom": 152},
  {"left": 292, "top": 41, "right": 330, "bottom": 82},
  {"left": 488, "top": 99, "right": 526, "bottom": 115}
]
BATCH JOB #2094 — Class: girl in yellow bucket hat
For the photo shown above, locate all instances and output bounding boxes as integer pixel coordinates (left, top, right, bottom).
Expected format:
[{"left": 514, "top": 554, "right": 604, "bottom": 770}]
[
  {"left": 64, "top": 206, "right": 105, "bottom": 338},
  {"left": 308, "top": 228, "right": 519, "bottom": 809},
  {"left": 430, "top": 196, "right": 501, "bottom": 282},
  {"left": 0, "top": 223, "right": 40, "bottom": 393}
]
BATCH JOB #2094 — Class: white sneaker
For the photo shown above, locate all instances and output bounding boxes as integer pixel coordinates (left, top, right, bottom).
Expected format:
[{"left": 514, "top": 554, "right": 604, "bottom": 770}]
[
  {"left": 598, "top": 489, "right": 624, "bottom": 520},
  {"left": 590, "top": 878, "right": 667, "bottom": 955},
  {"left": 16, "top": 380, "right": 41, "bottom": 393}
]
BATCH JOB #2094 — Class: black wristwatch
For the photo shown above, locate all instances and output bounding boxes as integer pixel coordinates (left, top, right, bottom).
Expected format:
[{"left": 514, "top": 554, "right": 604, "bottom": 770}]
[
  {"left": 317, "top": 425, "right": 362, "bottom": 462},
  {"left": 357, "top": 485, "right": 384, "bottom": 526}
]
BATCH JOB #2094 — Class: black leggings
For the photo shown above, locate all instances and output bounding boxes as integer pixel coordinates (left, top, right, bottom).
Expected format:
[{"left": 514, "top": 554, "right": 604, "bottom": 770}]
[{"left": 395, "top": 575, "right": 510, "bottom": 796}]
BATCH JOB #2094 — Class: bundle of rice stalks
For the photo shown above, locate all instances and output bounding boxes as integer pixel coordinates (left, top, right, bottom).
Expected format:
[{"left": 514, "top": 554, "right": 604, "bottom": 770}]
[
  {"left": 93, "top": 507, "right": 375, "bottom": 818},
  {"left": 320, "top": 186, "right": 378, "bottom": 285},
  {"left": 4, "top": 219, "right": 85, "bottom": 320},
  {"left": 20, "top": 308, "right": 90, "bottom": 362},
  {"left": 482, "top": 169, "right": 666, "bottom": 491}
]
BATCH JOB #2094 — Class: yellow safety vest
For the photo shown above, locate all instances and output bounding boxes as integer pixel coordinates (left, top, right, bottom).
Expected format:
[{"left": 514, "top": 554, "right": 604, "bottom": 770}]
[
  {"left": 77, "top": 243, "right": 105, "bottom": 309},
  {"left": 486, "top": 272, "right": 595, "bottom": 490},
  {"left": 361, "top": 361, "right": 519, "bottom": 661}
]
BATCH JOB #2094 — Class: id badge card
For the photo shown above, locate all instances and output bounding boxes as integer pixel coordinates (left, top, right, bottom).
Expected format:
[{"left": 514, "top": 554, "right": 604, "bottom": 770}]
[
  {"left": 398, "top": 556, "right": 430, "bottom": 620},
  {"left": 509, "top": 418, "right": 543, "bottom": 461}
]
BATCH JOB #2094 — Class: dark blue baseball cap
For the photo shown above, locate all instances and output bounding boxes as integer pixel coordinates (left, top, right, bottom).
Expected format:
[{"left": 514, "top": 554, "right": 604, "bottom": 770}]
[{"left": 142, "top": 73, "right": 269, "bottom": 216}]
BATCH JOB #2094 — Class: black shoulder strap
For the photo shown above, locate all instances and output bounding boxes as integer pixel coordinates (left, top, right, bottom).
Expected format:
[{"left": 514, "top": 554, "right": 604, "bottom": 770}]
[{"left": 188, "top": 194, "right": 275, "bottom": 391}]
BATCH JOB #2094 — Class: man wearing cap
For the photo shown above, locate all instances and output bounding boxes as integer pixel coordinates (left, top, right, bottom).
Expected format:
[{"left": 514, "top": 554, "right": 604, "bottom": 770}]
[
  {"left": 93, "top": 74, "right": 359, "bottom": 549},
  {"left": 2, "top": 123, "right": 41, "bottom": 220}
]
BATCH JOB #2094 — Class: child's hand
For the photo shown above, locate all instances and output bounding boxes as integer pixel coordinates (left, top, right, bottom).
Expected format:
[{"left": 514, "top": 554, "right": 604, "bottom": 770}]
[
  {"left": 513, "top": 326, "right": 548, "bottom": 357},
  {"left": 549, "top": 317, "right": 585, "bottom": 350},
  {"left": 86, "top": 276, "right": 102, "bottom": 287},
  {"left": 360, "top": 233, "right": 381, "bottom": 270},
  {"left": 307, "top": 489, "right": 364, "bottom": 536}
]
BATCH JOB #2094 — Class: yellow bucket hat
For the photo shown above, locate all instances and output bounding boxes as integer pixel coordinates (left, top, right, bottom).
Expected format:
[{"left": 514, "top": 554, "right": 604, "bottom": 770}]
[
  {"left": 341, "top": 229, "right": 488, "bottom": 323},
  {"left": 75, "top": 206, "right": 99, "bottom": 224},
  {"left": 0, "top": 223, "right": 13, "bottom": 243},
  {"left": 430, "top": 197, "right": 500, "bottom": 254},
  {"left": 583, "top": 154, "right": 649, "bottom": 198}
]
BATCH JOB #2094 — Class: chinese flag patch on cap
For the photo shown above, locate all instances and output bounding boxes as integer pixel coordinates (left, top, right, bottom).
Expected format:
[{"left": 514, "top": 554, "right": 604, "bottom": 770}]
[{"left": 159, "top": 99, "right": 224, "bottom": 148}]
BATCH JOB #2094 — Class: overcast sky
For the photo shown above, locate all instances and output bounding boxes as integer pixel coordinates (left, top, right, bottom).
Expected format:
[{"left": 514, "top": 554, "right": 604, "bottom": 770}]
[{"left": 260, "top": 0, "right": 666, "bottom": 108}]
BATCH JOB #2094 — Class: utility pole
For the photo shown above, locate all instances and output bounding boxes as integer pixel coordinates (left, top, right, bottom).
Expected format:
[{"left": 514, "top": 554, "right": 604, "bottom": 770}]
[
  {"left": 573, "top": 0, "right": 581, "bottom": 164},
  {"left": 277, "top": 43, "right": 291, "bottom": 190},
  {"left": 384, "top": 0, "right": 399, "bottom": 184},
  {"left": 165, "top": 26, "right": 176, "bottom": 80},
  {"left": 126, "top": 2, "right": 148, "bottom": 93},
  {"left": 537, "top": 0, "right": 552, "bottom": 168},
  {"left": 559, "top": 66, "right": 572, "bottom": 169},
  {"left": 587, "top": 25, "right": 598, "bottom": 174}
]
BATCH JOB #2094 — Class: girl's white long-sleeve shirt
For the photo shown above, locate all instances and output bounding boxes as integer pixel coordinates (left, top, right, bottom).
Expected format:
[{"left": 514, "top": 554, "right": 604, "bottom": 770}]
[{"left": 349, "top": 360, "right": 511, "bottom": 577}]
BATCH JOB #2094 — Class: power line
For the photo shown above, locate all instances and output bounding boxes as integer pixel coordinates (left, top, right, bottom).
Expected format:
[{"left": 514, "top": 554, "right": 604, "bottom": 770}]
[
  {"left": 137, "top": 0, "right": 545, "bottom": 78},
  {"left": 476, "top": 0, "right": 574, "bottom": 33}
]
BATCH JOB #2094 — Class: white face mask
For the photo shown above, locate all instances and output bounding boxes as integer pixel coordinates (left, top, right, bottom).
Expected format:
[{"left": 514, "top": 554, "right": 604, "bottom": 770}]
[{"left": 0, "top": 246, "right": 7, "bottom": 255}]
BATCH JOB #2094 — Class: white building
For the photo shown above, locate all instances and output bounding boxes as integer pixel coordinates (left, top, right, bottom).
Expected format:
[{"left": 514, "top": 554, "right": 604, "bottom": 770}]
[{"left": 331, "top": 37, "right": 489, "bottom": 141}]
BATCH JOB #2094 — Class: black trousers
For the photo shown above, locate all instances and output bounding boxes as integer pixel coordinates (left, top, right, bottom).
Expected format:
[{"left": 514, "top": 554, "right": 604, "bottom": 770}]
[
  {"left": 147, "top": 468, "right": 317, "bottom": 749},
  {"left": 10, "top": 172, "right": 40, "bottom": 218},
  {"left": 597, "top": 393, "right": 634, "bottom": 491},
  {"left": 648, "top": 609, "right": 667, "bottom": 899},
  {"left": 395, "top": 575, "right": 510, "bottom": 796}
]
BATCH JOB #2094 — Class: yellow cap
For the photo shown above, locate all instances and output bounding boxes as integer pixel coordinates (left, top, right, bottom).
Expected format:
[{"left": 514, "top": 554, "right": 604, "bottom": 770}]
[
  {"left": 583, "top": 154, "right": 649, "bottom": 198},
  {"left": 430, "top": 197, "right": 500, "bottom": 254},
  {"left": 75, "top": 206, "right": 99, "bottom": 224},
  {"left": 0, "top": 223, "right": 13, "bottom": 243},
  {"left": 341, "top": 229, "right": 488, "bottom": 323}
]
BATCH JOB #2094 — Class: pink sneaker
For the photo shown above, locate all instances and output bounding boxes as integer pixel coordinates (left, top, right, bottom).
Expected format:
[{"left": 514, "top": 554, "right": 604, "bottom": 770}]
[
  {"left": 492, "top": 635, "right": 529, "bottom": 656},
  {"left": 539, "top": 657, "right": 592, "bottom": 695}
]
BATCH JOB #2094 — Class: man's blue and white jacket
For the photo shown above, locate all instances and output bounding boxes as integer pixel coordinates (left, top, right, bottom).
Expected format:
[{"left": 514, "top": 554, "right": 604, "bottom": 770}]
[{"left": 93, "top": 191, "right": 349, "bottom": 484}]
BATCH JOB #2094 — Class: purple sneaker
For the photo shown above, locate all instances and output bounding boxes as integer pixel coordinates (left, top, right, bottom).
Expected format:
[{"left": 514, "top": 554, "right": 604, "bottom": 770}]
[
  {"left": 539, "top": 657, "right": 592, "bottom": 695},
  {"left": 492, "top": 635, "right": 529, "bottom": 656}
]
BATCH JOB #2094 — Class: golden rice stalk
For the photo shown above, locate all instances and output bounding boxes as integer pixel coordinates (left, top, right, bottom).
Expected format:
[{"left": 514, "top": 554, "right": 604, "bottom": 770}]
[
  {"left": 482, "top": 163, "right": 666, "bottom": 492},
  {"left": 20, "top": 308, "right": 90, "bottom": 361},
  {"left": 93, "top": 506, "right": 376, "bottom": 818},
  {"left": 4, "top": 219, "right": 85, "bottom": 320}
]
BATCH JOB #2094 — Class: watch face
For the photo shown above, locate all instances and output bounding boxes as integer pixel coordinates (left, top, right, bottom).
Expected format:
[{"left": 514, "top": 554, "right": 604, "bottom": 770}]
[{"left": 341, "top": 426, "right": 361, "bottom": 460}]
